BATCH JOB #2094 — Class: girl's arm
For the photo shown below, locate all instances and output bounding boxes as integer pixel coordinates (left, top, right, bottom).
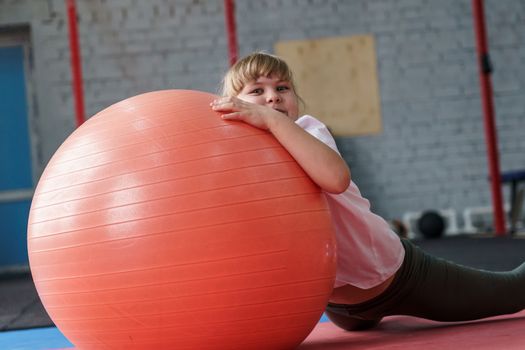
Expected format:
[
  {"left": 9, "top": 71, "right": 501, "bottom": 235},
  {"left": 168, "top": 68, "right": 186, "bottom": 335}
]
[{"left": 211, "top": 97, "right": 350, "bottom": 194}]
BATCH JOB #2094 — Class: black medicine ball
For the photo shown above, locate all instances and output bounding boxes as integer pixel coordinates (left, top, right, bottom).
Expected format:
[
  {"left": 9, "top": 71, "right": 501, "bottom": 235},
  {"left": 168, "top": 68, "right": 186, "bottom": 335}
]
[{"left": 417, "top": 211, "right": 445, "bottom": 239}]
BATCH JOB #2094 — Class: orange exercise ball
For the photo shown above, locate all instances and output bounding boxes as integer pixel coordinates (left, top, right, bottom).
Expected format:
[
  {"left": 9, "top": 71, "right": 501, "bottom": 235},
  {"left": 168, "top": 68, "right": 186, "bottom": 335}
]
[{"left": 28, "top": 90, "right": 336, "bottom": 350}]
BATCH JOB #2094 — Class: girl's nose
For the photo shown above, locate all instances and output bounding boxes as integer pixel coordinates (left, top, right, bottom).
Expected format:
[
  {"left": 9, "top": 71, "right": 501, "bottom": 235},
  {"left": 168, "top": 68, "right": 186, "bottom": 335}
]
[{"left": 266, "top": 93, "right": 281, "bottom": 103}]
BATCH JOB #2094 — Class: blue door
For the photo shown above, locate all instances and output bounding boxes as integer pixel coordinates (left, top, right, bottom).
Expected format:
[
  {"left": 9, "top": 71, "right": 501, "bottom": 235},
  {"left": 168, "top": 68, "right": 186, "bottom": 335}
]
[{"left": 0, "top": 45, "right": 34, "bottom": 267}]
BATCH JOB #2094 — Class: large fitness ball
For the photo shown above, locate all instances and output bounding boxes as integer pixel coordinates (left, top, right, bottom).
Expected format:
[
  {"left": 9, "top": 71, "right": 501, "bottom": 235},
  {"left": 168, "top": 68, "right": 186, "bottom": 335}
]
[{"left": 28, "top": 90, "right": 336, "bottom": 350}]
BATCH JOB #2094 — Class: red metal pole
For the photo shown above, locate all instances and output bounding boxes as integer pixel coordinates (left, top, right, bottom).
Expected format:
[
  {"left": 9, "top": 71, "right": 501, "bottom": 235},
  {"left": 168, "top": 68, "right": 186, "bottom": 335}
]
[
  {"left": 66, "top": 0, "right": 86, "bottom": 127},
  {"left": 224, "top": 0, "right": 238, "bottom": 66},
  {"left": 471, "top": 0, "right": 506, "bottom": 235}
]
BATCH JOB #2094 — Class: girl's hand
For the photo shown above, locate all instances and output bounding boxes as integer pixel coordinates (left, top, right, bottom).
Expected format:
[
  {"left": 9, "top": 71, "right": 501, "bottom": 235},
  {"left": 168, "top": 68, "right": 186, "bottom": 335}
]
[{"left": 210, "top": 96, "right": 284, "bottom": 131}]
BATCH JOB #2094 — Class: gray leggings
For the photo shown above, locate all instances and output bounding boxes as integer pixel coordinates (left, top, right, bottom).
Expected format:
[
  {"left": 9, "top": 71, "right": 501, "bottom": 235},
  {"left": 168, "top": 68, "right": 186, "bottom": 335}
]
[{"left": 326, "top": 239, "right": 525, "bottom": 331}]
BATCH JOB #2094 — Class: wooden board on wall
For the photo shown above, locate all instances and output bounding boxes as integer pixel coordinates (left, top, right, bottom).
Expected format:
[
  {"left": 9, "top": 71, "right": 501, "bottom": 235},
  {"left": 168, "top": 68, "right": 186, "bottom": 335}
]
[{"left": 275, "top": 35, "right": 382, "bottom": 136}]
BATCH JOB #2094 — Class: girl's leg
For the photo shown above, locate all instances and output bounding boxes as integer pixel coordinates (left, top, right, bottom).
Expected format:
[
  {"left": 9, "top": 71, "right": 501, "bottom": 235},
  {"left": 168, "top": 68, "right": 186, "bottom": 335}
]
[{"left": 326, "top": 239, "right": 525, "bottom": 330}]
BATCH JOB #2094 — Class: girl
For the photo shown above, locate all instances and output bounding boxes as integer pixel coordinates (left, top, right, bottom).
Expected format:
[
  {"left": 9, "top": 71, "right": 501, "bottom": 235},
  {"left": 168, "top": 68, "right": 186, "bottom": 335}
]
[{"left": 211, "top": 52, "right": 525, "bottom": 331}]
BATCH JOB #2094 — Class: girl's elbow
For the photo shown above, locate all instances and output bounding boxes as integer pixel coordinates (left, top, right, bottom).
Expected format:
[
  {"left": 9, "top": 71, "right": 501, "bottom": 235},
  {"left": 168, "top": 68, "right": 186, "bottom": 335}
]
[
  {"left": 335, "top": 170, "right": 351, "bottom": 193},
  {"left": 326, "top": 167, "right": 351, "bottom": 194}
]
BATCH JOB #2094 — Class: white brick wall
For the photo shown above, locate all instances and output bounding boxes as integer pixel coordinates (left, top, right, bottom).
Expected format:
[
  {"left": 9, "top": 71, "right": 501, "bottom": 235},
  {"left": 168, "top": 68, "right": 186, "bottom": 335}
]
[{"left": 1, "top": 0, "right": 524, "bottom": 223}]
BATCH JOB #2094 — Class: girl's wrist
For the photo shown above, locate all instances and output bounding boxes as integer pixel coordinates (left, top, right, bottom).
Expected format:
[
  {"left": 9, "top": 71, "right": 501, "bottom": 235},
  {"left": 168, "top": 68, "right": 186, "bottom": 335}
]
[{"left": 267, "top": 110, "right": 292, "bottom": 133}]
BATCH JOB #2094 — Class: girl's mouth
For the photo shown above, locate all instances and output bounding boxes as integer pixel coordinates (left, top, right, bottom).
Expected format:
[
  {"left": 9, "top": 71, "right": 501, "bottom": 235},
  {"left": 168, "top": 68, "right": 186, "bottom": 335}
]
[{"left": 275, "top": 108, "right": 287, "bottom": 116}]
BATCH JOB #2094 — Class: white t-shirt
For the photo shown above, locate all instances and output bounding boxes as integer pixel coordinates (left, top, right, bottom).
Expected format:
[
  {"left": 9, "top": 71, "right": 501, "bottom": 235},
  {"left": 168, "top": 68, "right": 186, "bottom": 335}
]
[{"left": 296, "top": 115, "right": 405, "bottom": 289}]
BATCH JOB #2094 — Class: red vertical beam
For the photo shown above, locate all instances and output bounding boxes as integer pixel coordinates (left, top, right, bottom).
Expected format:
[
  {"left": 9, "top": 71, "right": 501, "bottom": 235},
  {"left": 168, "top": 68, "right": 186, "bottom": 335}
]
[
  {"left": 224, "top": 0, "right": 238, "bottom": 66},
  {"left": 66, "top": 0, "right": 86, "bottom": 127},
  {"left": 472, "top": 0, "right": 506, "bottom": 235}
]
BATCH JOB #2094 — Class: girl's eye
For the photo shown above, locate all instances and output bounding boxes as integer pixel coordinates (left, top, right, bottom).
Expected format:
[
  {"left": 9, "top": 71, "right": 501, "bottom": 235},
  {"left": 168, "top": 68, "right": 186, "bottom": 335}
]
[
  {"left": 277, "top": 85, "right": 290, "bottom": 92},
  {"left": 250, "top": 88, "right": 263, "bottom": 94}
]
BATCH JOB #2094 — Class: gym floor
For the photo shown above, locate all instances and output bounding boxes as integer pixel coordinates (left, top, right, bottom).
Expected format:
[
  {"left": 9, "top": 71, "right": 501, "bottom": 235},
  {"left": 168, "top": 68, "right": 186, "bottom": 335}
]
[{"left": 1, "top": 235, "right": 524, "bottom": 349}]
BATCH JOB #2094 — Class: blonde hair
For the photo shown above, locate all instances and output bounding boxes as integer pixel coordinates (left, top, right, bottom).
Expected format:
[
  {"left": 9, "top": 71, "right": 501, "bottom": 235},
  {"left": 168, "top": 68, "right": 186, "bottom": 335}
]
[{"left": 221, "top": 52, "right": 298, "bottom": 97}]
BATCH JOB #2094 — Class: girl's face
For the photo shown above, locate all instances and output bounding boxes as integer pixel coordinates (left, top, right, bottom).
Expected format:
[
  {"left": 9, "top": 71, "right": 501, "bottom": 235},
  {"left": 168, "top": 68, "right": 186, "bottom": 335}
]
[{"left": 236, "top": 75, "right": 299, "bottom": 120}]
